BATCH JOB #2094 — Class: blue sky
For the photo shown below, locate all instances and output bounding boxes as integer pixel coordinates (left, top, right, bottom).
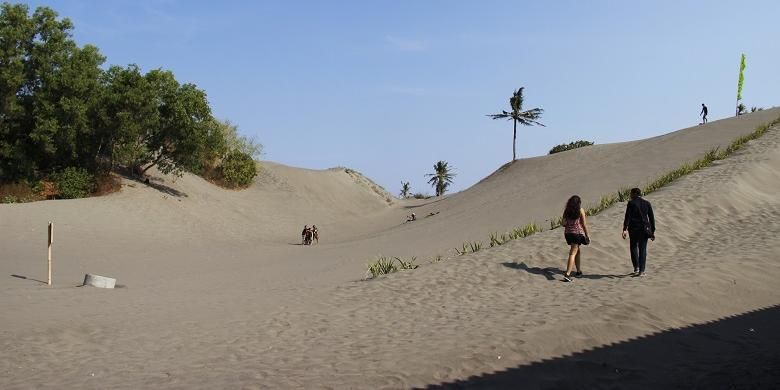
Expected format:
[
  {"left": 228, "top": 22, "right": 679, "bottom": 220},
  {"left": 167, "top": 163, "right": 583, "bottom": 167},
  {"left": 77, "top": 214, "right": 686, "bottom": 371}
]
[{"left": 23, "top": 0, "right": 780, "bottom": 194}]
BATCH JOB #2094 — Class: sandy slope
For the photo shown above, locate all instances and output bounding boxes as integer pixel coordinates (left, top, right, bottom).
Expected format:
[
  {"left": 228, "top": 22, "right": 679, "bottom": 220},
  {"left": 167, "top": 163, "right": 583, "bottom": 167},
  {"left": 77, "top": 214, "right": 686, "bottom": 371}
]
[{"left": 1, "top": 109, "right": 779, "bottom": 389}]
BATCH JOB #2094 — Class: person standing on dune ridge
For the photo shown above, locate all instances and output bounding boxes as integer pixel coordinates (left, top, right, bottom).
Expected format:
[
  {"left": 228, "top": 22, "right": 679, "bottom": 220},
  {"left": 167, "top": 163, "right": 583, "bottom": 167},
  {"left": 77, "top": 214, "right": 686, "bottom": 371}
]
[{"left": 700, "top": 103, "right": 708, "bottom": 124}]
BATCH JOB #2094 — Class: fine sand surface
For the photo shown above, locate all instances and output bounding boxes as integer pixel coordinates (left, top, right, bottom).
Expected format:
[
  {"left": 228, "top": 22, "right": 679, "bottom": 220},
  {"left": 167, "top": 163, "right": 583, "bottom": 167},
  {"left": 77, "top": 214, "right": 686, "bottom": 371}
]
[{"left": 1, "top": 108, "right": 779, "bottom": 389}]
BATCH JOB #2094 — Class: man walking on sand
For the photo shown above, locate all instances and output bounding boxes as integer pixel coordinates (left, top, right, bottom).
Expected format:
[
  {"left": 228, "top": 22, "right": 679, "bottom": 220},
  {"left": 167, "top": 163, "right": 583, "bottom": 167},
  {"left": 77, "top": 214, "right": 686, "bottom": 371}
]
[
  {"left": 622, "top": 188, "right": 655, "bottom": 277},
  {"left": 700, "top": 103, "right": 708, "bottom": 124}
]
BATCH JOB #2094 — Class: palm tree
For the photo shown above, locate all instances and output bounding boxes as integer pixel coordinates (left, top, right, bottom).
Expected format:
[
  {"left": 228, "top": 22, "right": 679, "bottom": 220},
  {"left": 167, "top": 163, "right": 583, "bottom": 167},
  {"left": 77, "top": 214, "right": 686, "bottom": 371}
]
[
  {"left": 425, "top": 161, "right": 456, "bottom": 196},
  {"left": 487, "top": 87, "right": 545, "bottom": 161},
  {"left": 399, "top": 181, "right": 411, "bottom": 198}
]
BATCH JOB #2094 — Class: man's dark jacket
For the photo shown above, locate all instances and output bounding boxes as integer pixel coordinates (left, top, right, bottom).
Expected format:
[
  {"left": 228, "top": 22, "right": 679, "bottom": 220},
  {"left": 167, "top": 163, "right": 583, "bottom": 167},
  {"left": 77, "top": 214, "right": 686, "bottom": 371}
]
[{"left": 623, "top": 197, "right": 655, "bottom": 237}]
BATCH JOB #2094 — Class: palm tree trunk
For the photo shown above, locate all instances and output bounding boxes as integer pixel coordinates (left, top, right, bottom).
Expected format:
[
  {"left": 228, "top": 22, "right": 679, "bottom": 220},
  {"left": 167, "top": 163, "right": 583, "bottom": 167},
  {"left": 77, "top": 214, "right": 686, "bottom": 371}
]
[{"left": 512, "top": 119, "right": 517, "bottom": 161}]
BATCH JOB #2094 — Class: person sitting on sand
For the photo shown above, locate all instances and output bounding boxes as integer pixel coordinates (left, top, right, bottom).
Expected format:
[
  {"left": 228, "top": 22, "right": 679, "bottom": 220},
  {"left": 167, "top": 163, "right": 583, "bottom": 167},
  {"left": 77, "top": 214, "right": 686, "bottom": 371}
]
[
  {"left": 312, "top": 225, "right": 319, "bottom": 244},
  {"left": 406, "top": 212, "right": 416, "bottom": 222},
  {"left": 561, "top": 195, "right": 590, "bottom": 282},
  {"left": 301, "top": 225, "right": 308, "bottom": 245}
]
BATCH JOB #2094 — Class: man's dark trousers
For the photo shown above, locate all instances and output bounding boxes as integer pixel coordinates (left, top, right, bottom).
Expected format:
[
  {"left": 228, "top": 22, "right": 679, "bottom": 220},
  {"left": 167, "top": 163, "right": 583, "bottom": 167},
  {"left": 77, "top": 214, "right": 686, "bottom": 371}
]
[{"left": 629, "top": 229, "right": 649, "bottom": 273}]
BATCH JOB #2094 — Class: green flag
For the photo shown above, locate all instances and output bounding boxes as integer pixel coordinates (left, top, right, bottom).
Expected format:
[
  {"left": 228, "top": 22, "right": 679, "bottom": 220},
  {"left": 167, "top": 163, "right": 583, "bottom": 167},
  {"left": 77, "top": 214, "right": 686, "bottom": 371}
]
[{"left": 736, "top": 54, "right": 746, "bottom": 101}]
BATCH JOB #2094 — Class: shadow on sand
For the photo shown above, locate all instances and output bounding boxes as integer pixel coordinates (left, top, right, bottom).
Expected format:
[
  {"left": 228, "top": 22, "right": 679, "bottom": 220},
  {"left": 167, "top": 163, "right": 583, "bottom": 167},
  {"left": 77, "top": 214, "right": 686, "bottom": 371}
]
[
  {"left": 502, "top": 262, "right": 559, "bottom": 280},
  {"left": 502, "top": 262, "right": 631, "bottom": 281},
  {"left": 116, "top": 168, "right": 188, "bottom": 198},
  {"left": 421, "top": 304, "right": 780, "bottom": 389},
  {"left": 11, "top": 274, "right": 47, "bottom": 284}
]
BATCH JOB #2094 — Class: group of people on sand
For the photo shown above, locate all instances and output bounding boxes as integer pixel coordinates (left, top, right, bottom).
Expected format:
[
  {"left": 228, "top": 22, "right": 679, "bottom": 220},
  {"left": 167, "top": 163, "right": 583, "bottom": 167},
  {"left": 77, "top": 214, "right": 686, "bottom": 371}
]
[
  {"left": 301, "top": 225, "right": 319, "bottom": 245},
  {"left": 560, "top": 187, "right": 655, "bottom": 282}
]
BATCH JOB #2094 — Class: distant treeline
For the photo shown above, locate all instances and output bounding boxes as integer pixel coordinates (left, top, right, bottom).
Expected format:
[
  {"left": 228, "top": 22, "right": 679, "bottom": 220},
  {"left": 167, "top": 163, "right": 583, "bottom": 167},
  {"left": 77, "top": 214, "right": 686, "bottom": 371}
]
[
  {"left": 549, "top": 140, "right": 594, "bottom": 155},
  {"left": 0, "top": 3, "right": 258, "bottom": 195}
]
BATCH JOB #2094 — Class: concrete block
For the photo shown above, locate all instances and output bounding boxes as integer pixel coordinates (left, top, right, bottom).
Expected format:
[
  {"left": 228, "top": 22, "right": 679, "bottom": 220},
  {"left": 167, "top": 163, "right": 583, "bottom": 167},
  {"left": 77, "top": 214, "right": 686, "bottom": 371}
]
[{"left": 83, "top": 274, "right": 116, "bottom": 289}]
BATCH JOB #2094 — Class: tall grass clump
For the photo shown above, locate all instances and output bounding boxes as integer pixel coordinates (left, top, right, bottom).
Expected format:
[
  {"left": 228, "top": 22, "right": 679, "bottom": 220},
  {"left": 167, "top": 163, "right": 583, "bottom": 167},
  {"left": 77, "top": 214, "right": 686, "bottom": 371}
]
[
  {"left": 486, "top": 222, "right": 542, "bottom": 249},
  {"left": 366, "top": 256, "right": 398, "bottom": 278},
  {"left": 616, "top": 187, "right": 631, "bottom": 202},
  {"left": 549, "top": 216, "right": 562, "bottom": 230},
  {"left": 510, "top": 223, "right": 541, "bottom": 239},
  {"left": 394, "top": 256, "right": 419, "bottom": 270},
  {"left": 585, "top": 194, "right": 618, "bottom": 216},
  {"left": 365, "top": 256, "right": 420, "bottom": 279},
  {"left": 456, "top": 241, "right": 483, "bottom": 255},
  {"left": 489, "top": 232, "right": 510, "bottom": 247}
]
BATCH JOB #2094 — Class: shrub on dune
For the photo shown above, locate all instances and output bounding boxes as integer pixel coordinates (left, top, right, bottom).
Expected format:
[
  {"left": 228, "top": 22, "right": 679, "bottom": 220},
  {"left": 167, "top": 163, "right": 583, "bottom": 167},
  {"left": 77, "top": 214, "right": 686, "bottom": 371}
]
[
  {"left": 53, "top": 167, "right": 96, "bottom": 199},
  {"left": 548, "top": 140, "right": 594, "bottom": 154},
  {"left": 220, "top": 150, "right": 257, "bottom": 188}
]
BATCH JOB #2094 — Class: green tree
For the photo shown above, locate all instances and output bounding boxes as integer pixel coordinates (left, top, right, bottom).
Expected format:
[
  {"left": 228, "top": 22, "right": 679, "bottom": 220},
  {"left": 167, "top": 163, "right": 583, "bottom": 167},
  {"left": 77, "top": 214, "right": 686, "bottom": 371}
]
[
  {"left": 96, "top": 64, "right": 157, "bottom": 172},
  {"left": 487, "top": 87, "right": 545, "bottom": 161},
  {"left": 399, "top": 181, "right": 411, "bottom": 198},
  {"left": 0, "top": 3, "right": 261, "bottom": 196},
  {"left": 102, "top": 65, "right": 216, "bottom": 177},
  {"left": 0, "top": 3, "right": 105, "bottom": 179},
  {"left": 425, "top": 161, "right": 455, "bottom": 196}
]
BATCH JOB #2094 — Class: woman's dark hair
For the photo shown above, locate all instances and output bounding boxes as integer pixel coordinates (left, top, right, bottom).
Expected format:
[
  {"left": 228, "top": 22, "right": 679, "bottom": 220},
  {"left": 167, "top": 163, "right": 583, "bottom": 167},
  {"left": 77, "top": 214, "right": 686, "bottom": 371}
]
[{"left": 563, "top": 195, "right": 582, "bottom": 221}]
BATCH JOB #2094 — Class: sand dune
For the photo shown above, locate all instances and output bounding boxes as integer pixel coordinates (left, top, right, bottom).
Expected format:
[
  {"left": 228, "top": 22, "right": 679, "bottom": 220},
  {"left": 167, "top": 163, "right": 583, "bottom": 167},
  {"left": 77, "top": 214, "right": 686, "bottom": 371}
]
[{"left": 1, "top": 109, "right": 779, "bottom": 388}]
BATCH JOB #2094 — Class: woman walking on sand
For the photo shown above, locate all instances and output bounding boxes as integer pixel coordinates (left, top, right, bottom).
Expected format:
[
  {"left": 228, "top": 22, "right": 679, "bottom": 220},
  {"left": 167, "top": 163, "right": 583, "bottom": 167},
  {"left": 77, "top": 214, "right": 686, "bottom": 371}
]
[{"left": 562, "top": 195, "right": 590, "bottom": 282}]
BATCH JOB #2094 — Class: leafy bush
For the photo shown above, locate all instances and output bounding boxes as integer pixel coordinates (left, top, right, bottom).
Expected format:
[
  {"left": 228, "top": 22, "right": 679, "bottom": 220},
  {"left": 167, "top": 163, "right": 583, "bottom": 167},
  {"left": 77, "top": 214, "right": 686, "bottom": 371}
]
[
  {"left": 1, "top": 195, "right": 21, "bottom": 203},
  {"left": 53, "top": 167, "right": 95, "bottom": 199},
  {"left": 220, "top": 150, "right": 257, "bottom": 188},
  {"left": 549, "top": 140, "right": 594, "bottom": 154},
  {"left": 412, "top": 192, "right": 431, "bottom": 199}
]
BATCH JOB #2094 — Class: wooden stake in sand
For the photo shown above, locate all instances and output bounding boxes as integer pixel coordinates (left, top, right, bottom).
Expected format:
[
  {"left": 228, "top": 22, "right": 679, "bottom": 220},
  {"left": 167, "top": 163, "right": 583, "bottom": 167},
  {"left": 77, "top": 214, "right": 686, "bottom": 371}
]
[{"left": 47, "top": 221, "right": 53, "bottom": 286}]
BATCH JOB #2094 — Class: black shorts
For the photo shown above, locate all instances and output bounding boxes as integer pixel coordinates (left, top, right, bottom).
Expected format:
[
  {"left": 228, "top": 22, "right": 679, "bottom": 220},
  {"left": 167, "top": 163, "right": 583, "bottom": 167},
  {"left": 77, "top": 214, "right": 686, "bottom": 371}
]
[{"left": 565, "top": 233, "right": 588, "bottom": 245}]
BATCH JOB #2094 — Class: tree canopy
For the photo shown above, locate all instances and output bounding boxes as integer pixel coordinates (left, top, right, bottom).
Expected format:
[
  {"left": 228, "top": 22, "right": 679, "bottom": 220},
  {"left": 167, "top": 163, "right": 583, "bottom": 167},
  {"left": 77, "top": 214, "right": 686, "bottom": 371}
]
[
  {"left": 425, "top": 161, "right": 455, "bottom": 197},
  {"left": 0, "top": 3, "right": 258, "bottom": 191}
]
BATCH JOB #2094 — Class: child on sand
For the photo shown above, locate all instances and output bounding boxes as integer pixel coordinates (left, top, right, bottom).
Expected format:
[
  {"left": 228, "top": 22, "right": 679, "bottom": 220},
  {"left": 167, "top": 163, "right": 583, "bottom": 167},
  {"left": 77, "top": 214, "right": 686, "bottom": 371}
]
[{"left": 561, "top": 195, "right": 590, "bottom": 282}]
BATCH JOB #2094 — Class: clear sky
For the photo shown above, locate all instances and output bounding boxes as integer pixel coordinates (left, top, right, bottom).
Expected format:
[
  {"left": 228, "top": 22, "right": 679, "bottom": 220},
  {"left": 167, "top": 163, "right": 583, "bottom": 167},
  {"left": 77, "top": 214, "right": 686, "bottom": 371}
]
[{"left": 23, "top": 0, "right": 780, "bottom": 195}]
